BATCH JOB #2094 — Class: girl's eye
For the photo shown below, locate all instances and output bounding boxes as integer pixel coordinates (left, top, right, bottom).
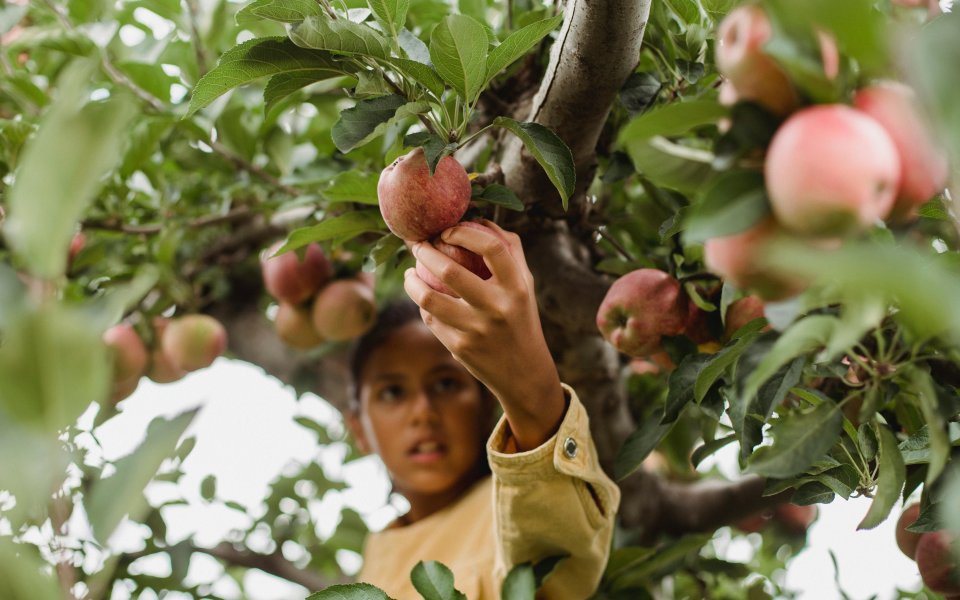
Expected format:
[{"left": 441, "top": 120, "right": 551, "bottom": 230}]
[
  {"left": 431, "top": 376, "right": 462, "bottom": 394},
  {"left": 377, "top": 384, "right": 405, "bottom": 403}
]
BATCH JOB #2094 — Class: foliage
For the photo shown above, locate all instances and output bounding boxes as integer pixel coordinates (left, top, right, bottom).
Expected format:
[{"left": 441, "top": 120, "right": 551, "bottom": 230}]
[{"left": 1, "top": 0, "right": 959, "bottom": 598}]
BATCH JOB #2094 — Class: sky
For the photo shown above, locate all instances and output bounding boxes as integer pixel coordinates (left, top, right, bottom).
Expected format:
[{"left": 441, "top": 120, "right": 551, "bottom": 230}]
[{"left": 82, "top": 358, "right": 927, "bottom": 600}]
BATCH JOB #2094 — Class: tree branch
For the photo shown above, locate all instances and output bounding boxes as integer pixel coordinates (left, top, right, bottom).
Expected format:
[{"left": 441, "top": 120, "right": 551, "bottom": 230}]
[{"left": 199, "top": 542, "right": 351, "bottom": 591}]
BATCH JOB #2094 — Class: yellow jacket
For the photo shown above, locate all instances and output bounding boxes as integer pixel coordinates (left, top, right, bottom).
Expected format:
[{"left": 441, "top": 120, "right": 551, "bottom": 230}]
[{"left": 357, "top": 385, "right": 621, "bottom": 599}]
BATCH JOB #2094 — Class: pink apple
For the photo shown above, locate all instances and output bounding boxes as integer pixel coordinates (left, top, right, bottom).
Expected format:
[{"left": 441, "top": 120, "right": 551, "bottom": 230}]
[
  {"left": 415, "top": 221, "right": 493, "bottom": 297},
  {"left": 162, "top": 314, "right": 227, "bottom": 371},
  {"left": 765, "top": 104, "right": 901, "bottom": 236},
  {"left": 103, "top": 323, "right": 148, "bottom": 382},
  {"left": 275, "top": 302, "right": 325, "bottom": 349},
  {"left": 854, "top": 81, "right": 949, "bottom": 222},
  {"left": 596, "top": 269, "right": 688, "bottom": 358},
  {"left": 916, "top": 531, "right": 960, "bottom": 595},
  {"left": 377, "top": 147, "right": 472, "bottom": 242},
  {"left": 261, "top": 242, "right": 332, "bottom": 305},
  {"left": 311, "top": 279, "right": 377, "bottom": 342},
  {"left": 146, "top": 318, "right": 186, "bottom": 384}
]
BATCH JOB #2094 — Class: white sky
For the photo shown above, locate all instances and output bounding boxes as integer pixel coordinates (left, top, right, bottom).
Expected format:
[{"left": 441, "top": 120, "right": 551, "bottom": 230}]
[{"left": 78, "top": 358, "right": 928, "bottom": 600}]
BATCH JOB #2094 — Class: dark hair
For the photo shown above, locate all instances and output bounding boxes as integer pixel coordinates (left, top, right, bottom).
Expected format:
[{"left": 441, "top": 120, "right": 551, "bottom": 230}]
[{"left": 349, "top": 298, "right": 423, "bottom": 411}]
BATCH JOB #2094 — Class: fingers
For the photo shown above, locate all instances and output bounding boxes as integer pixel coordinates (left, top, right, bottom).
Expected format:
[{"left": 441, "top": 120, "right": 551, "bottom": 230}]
[
  {"left": 403, "top": 267, "right": 474, "bottom": 330},
  {"left": 439, "top": 221, "right": 525, "bottom": 288},
  {"left": 411, "top": 241, "right": 492, "bottom": 307}
]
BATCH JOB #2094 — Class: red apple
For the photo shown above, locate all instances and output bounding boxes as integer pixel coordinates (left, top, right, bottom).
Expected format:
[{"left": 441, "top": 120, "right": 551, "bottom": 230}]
[
  {"left": 765, "top": 104, "right": 901, "bottom": 236},
  {"left": 724, "top": 296, "right": 767, "bottom": 340},
  {"left": 415, "top": 221, "right": 493, "bottom": 297},
  {"left": 146, "top": 318, "right": 186, "bottom": 384},
  {"left": 110, "top": 375, "right": 141, "bottom": 405},
  {"left": 853, "top": 81, "right": 949, "bottom": 222},
  {"left": 103, "top": 323, "right": 148, "bottom": 383},
  {"left": 715, "top": 4, "right": 798, "bottom": 116},
  {"left": 275, "top": 302, "right": 325, "bottom": 349},
  {"left": 376, "top": 147, "right": 472, "bottom": 242},
  {"left": 735, "top": 510, "right": 774, "bottom": 534},
  {"left": 682, "top": 300, "right": 714, "bottom": 345},
  {"left": 596, "top": 269, "right": 688, "bottom": 358},
  {"left": 261, "top": 242, "right": 332, "bottom": 305},
  {"left": 704, "top": 219, "right": 809, "bottom": 301},
  {"left": 162, "top": 314, "right": 227, "bottom": 372},
  {"left": 916, "top": 531, "right": 960, "bottom": 595},
  {"left": 68, "top": 232, "right": 86, "bottom": 265},
  {"left": 896, "top": 503, "right": 923, "bottom": 560},
  {"left": 311, "top": 279, "right": 377, "bottom": 342},
  {"left": 774, "top": 503, "right": 817, "bottom": 535}
]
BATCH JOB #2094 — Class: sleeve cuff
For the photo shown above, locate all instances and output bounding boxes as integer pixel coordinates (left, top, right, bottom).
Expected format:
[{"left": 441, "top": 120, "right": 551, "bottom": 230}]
[{"left": 487, "top": 383, "right": 595, "bottom": 483}]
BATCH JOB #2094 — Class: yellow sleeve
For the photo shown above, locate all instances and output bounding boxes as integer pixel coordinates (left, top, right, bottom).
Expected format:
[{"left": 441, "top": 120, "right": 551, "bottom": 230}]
[{"left": 486, "top": 383, "right": 620, "bottom": 599}]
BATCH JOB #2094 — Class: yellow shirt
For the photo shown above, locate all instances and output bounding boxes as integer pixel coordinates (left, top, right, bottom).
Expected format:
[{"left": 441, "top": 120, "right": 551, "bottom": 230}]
[{"left": 357, "top": 385, "right": 620, "bottom": 599}]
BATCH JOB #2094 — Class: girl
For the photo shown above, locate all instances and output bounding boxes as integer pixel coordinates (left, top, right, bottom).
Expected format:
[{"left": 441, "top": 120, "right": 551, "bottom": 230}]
[{"left": 346, "top": 220, "right": 620, "bottom": 599}]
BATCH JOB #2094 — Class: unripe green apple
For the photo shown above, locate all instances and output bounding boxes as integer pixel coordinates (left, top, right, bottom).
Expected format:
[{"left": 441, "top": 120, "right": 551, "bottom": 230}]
[
  {"left": 261, "top": 242, "right": 332, "bottom": 305},
  {"left": 704, "top": 219, "right": 808, "bottom": 301},
  {"left": 311, "top": 279, "right": 376, "bottom": 342},
  {"left": 275, "top": 302, "right": 325, "bottom": 349},
  {"left": 766, "top": 104, "right": 901, "bottom": 236},
  {"left": 377, "top": 147, "right": 472, "bottom": 242},
  {"left": 853, "top": 81, "right": 949, "bottom": 222},
  {"left": 162, "top": 314, "right": 227, "bottom": 372},
  {"left": 596, "top": 269, "right": 688, "bottom": 358},
  {"left": 896, "top": 503, "right": 923, "bottom": 560},
  {"left": 916, "top": 531, "right": 960, "bottom": 595},
  {"left": 715, "top": 4, "right": 798, "bottom": 116},
  {"left": 103, "top": 323, "right": 148, "bottom": 383},
  {"left": 415, "top": 221, "right": 493, "bottom": 297}
]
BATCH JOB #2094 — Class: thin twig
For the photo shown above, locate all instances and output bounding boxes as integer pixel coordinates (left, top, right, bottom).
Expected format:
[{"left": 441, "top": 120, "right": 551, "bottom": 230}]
[
  {"left": 82, "top": 206, "right": 256, "bottom": 235},
  {"left": 184, "top": 0, "right": 210, "bottom": 76},
  {"left": 596, "top": 226, "right": 635, "bottom": 262}
]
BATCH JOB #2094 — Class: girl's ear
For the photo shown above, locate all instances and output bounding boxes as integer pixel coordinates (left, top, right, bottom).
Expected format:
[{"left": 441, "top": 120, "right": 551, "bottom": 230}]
[{"left": 345, "top": 411, "right": 372, "bottom": 455}]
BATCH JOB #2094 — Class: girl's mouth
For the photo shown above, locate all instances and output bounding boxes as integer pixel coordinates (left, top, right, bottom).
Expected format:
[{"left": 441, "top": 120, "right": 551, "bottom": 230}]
[{"left": 409, "top": 440, "right": 446, "bottom": 463}]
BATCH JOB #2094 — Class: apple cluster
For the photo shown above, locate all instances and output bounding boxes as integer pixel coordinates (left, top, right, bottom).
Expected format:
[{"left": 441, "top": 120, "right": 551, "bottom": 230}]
[
  {"left": 260, "top": 241, "right": 376, "bottom": 349},
  {"left": 102, "top": 314, "right": 227, "bottom": 403},
  {"left": 704, "top": 3, "right": 949, "bottom": 301},
  {"left": 896, "top": 503, "right": 960, "bottom": 597},
  {"left": 597, "top": 268, "right": 767, "bottom": 363},
  {"left": 377, "top": 147, "right": 492, "bottom": 294}
]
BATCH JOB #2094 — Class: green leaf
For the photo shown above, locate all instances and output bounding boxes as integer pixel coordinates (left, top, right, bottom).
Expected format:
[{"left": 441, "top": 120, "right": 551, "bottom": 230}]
[
  {"left": 664, "top": 353, "right": 712, "bottom": 424},
  {"left": 907, "top": 366, "right": 950, "bottom": 486},
  {"left": 483, "top": 15, "right": 562, "bottom": 89},
  {"left": 614, "top": 409, "right": 672, "bottom": 480},
  {"left": 292, "top": 15, "right": 392, "bottom": 59},
  {"left": 0, "top": 539, "right": 61, "bottom": 600},
  {"left": 627, "top": 137, "right": 714, "bottom": 194},
  {"left": 200, "top": 474, "right": 217, "bottom": 501},
  {"left": 473, "top": 183, "right": 524, "bottom": 211},
  {"left": 367, "top": 233, "right": 405, "bottom": 267},
  {"left": 748, "top": 401, "right": 843, "bottom": 478},
  {"left": 501, "top": 564, "right": 535, "bottom": 600},
  {"left": 491, "top": 117, "right": 575, "bottom": 208},
  {"left": 280, "top": 211, "right": 386, "bottom": 251},
  {"left": 187, "top": 37, "right": 345, "bottom": 116},
  {"left": 86, "top": 410, "right": 198, "bottom": 542},
  {"left": 911, "top": 12, "right": 960, "bottom": 165},
  {"left": 410, "top": 561, "right": 467, "bottom": 600},
  {"left": 368, "top": 0, "right": 410, "bottom": 39},
  {"left": 4, "top": 62, "right": 137, "bottom": 279},
  {"left": 531, "top": 555, "right": 566, "bottom": 588},
  {"left": 683, "top": 170, "right": 770, "bottom": 245},
  {"left": 324, "top": 170, "right": 380, "bottom": 205},
  {"left": 857, "top": 425, "right": 905, "bottom": 530},
  {"left": 429, "top": 14, "right": 488, "bottom": 101},
  {"left": 332, "top": 95, "right": 428, "bottom": 153},
  {"left": 236, "top": 0, "right": 323, "bottom": 25},
  {"left": 306, "top": 583, "right": 394, "bottom": 600},
  {"left": 739, "top": 315, "right": 837, "bottom": 409},
  {"left": 694, "top": 320, "right": 765, "bottom": 403},
  {"left": 691, "top": 434, "right": 738, "bottom": 468},
  {"left": 618, "top": 100, "right": 727, "bottom": 143},
  {"left": 386, "top": 57, "right": 446, "bottom": 98},
  {"left": 264, "top": 70, "right": 349, "bottom": 116}
]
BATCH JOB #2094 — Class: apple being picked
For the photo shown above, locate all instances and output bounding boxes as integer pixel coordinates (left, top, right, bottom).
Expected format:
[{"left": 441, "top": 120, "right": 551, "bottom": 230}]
[
  {"left": 162, "top": 314, "right": 228, "bottom": 371},
  {"left": 596, "top": 269, "right": 688, "bottom": 358},
  {"left": 416, "top": 221, "right": 493, "bottom": 297},
  {"left": 377, "top": 147, "right": 472, "bottom": 242}
]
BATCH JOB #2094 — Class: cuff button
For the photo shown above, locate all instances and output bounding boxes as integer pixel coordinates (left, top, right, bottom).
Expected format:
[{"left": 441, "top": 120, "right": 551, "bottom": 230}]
[{"left": 563, "top": 437, "right": 578, "bottom": 459}]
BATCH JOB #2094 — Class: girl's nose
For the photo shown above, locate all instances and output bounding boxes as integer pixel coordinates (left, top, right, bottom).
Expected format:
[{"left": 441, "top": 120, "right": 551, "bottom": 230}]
[{"left": 409, "top": 388, "right": 440, "bottom": 423}]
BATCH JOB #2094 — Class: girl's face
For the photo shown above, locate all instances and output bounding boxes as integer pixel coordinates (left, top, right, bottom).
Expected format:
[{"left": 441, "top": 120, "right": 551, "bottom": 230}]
[{"left": 347, "top": 320, "right": 492, "bottom": 514}]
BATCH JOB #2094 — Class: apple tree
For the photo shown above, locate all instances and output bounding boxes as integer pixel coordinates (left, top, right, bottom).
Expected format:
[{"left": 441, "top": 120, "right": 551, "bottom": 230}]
[{"left": 1, "top": 0, "right": 959, "bottom": 598}]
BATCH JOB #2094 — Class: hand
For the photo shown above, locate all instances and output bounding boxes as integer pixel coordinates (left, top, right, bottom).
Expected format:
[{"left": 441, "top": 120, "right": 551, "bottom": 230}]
[{"left": 403, "top": 219, "right": 565, "bottom": 451}]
